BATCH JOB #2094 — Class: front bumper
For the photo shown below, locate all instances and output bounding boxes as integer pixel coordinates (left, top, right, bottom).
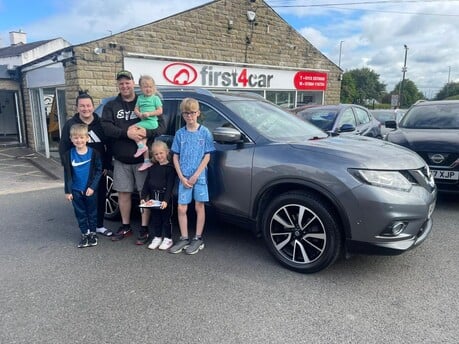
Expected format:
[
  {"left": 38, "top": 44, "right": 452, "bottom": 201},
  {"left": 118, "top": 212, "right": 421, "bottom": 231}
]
[
  {"left": 346, "top": 216, "right": 433, "bottom": 255},
  {"left": 341, "top": 181, "right": 437, "bottom": 256}
]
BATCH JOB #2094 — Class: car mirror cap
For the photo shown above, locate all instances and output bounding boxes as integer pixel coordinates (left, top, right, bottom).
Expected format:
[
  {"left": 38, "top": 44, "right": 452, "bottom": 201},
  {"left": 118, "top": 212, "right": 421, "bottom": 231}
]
[
  {"left": 213, "top": 127, "right": 242, "bottom": 143},
  {"left": 385, "top": 120, "right": 397, "bottom": 129},
  {"left": 339, "top": 124, "right": 356, "bottom": 132}
]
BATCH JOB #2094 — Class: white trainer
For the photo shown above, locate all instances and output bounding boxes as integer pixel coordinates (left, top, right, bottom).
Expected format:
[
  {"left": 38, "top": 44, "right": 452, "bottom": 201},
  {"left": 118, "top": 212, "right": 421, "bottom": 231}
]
[
  {"left": 159, "top": 238, "right": 173, "bottom": 250},
  {"left": 148, "top": 237, "right": 162, "bottom": 250}
]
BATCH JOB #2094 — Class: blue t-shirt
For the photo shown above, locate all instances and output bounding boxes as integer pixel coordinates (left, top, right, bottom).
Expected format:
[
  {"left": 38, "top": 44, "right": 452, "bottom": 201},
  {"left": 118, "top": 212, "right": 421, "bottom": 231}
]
[
  {"left": 71, "top": 147, "right": 92, "bottom": 191},
  {"left": 171, "top": 125, "right": 215, "bottom": 183}
]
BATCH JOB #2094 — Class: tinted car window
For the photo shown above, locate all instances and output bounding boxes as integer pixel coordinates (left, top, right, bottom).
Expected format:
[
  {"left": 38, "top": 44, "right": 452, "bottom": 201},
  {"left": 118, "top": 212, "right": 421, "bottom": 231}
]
[
  {"left": 199, "top": 103, "right": 232, "bottom": 132},
  {"left": 297, "top": 109, "right": 337, "bottom": 131},
  {"left": 401, "top": 103, "right": 459, "bottom": 129},
  {"left": 372, "top": 110, "right": 395, "bottom": 123},
  {"left": 338, "top": 108, "right": 356, "bottom": 127},
  {"left": 354, "top": 107, "right": 370, "bottom": 124}
]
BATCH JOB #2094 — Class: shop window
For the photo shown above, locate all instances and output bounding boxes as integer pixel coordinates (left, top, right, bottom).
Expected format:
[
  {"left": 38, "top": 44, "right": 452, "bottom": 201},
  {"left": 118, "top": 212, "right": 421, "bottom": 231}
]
[{"left": 266, "top": 91, "right": 295, "bottom": 109}]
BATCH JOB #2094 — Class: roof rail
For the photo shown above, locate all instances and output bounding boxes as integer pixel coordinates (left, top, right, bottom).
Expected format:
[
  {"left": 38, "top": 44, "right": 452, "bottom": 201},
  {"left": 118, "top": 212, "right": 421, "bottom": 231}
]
[
  {"left": 157, "top": 86, "right": 214, "bottom": 97},
  {"left": 213, "top": 90, "right": 266, "bottom": 100}
]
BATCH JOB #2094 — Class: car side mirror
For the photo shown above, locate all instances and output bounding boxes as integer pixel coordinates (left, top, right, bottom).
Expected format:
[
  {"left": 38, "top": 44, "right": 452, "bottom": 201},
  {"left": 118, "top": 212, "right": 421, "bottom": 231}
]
[
  {"left": 213, "top": 127, "right": 242, "bottom": 143},
  {"left": 385, "top": 120, "right": 397, "bottom": 129},
  {"left": 338, "top": 123, "right": 356, "bottom": 132}
]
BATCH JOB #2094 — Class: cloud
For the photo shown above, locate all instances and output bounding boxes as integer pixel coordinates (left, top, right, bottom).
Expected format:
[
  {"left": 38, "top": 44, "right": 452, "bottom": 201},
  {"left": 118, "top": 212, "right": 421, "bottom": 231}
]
[
  {"left": 298, "top": 27, "right": 329, "bottom": 50},
  {"left": 9, "top": 0, "right": 209, "bottom": 44},
  {"left": 3, "top": 0, "right": 459, "bottom": 98}
]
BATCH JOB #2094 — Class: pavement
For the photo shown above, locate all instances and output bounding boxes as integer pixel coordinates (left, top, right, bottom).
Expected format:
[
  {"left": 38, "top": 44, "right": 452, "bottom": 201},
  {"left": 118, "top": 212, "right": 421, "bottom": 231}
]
[{"left": 0, "top": 145, "right": 63, "bottom": 195}]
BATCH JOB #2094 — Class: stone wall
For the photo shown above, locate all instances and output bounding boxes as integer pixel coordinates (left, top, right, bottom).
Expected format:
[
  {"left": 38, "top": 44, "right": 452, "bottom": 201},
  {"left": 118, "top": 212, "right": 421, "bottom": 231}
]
[{"left": 65, "top": 0, "right": 340, "bottom": 112}]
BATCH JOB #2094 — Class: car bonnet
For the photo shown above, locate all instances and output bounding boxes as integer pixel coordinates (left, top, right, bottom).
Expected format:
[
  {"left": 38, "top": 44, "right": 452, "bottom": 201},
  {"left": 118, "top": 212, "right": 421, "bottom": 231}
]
[
  {"left": 387, "top": 129, "right": 459, "bottom": 153},
  {"left": 290, "top": 135, "right": 426, "bottom": 170}
]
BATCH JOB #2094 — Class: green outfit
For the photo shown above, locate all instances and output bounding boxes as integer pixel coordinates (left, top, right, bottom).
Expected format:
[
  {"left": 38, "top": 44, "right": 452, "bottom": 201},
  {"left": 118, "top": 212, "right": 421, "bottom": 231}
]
[{"left": 135, "top": 94, "right": 162, "bottom": 130}]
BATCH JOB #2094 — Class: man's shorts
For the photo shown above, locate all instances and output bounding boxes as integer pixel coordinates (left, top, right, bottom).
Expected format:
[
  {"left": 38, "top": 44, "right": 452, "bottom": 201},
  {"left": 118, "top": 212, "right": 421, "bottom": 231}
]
[
  {"left": 113, "top": 160, "right": 147, "bottom": 192},
  {"left": 178, "top": 182, "right": 209, "bottom": 205}
]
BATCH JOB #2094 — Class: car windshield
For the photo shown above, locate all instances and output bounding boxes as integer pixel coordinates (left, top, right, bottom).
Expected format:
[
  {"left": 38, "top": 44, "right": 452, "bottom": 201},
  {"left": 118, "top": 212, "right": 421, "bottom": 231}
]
[
  {"left": 224, "top": 100, "right": 327, "bottom": 141},
  {"left": 372, "top": 110, "right": 395, "bottom": 123},
  {"left": 297, "top": 108, "right": 337, "bottom": 131},
  {"left": 400, "top": 103, "right": 459, "bottom": 129}
]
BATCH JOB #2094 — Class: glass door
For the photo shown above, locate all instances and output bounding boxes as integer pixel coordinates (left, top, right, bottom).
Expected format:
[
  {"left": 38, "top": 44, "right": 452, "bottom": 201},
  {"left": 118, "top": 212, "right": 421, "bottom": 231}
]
[
  {"left": 0, "top": 91, "right": 19, "bottom": 144},
  {"left": 56, "top": 89, "right": 67, "bottom": 136},
  {"left": 30, "top": 88, "right": 49, "bottom": 157}
]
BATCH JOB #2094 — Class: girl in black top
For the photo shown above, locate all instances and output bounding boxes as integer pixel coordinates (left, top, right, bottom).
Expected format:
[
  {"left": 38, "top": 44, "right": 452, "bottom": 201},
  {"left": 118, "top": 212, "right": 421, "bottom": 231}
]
[{"left": 141, "top": 140, "right": 177, "bottom": 250}]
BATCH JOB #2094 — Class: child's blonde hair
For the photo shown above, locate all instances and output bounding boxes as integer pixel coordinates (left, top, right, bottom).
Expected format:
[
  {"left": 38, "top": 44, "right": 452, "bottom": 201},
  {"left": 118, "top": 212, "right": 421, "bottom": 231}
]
[
  {"left": 180, "top": 97, "right": 200, "bottom": 113},
  {"left": 150, "top": 140, "right": 170, "bottom": 163},
  {"left": 70, "top": 123, "right": 89, "bottom": 137},
  {"left": 138, "top": 75, "right": 161, "bottom": 96}
]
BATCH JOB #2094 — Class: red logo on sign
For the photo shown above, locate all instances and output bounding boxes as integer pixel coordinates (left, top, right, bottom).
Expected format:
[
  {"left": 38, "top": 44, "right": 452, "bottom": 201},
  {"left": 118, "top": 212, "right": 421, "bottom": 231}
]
[
  {"left": 294, "top": 71, "right": 327, "bottom": 91},
  {"left": 163, "top": 63, "right": 198, "bottom": 86}
]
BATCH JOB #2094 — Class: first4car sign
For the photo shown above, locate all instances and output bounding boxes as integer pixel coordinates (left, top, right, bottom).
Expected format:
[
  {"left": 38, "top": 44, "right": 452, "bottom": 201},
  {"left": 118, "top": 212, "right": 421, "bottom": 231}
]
[{"left": 125, "top": 57, "right": 328, "bottom": 91}]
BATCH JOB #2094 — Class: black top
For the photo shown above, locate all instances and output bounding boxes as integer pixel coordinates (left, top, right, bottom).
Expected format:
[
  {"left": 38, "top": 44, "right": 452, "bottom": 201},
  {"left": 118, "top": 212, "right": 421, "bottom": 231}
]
[
  {"left": 141, "top": 162, "right": 176, "bottom": 203},
  {"left": 58, "top": 113, "right": 111, "bottom": 170},
  {"left": 101, "top": 93, "right": 166, "bottom": 164}
]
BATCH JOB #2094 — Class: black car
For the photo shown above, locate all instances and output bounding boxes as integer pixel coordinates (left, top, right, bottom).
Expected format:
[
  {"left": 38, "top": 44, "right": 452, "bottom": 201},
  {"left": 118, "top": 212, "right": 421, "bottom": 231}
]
[
  {"left": 96, "top": 88, "right": 435, "bottom": 273},
  {"left": 295, "top": 104, "right": 382, "bottom": 138},
  {"left": 385, "top": 100, "right": 459, "bottom": 193}
]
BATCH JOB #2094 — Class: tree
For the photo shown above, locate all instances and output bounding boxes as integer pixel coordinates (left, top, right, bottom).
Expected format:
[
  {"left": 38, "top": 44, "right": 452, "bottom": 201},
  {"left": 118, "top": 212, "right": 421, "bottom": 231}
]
[
  {"left": 435, "top": 82, "right": 459, "bottom": 100},
  {"left": 392, "top": 79, "right": 424, "bottom": 107},
  {"left": 340, "top": 68, "right": 386, "bottom": 104},
  {"left": 340, "top": 73, "right": 357, "bottom": 104}
]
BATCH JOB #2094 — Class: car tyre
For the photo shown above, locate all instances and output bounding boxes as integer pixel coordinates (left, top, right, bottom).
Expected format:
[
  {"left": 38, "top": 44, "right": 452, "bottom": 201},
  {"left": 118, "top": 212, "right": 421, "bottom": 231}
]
[
  {"left": 262, "top": 192, "right": 342, "bottom": 273},
  {"left": 104, "top": 170, "right": 120, "bottom": 220}
]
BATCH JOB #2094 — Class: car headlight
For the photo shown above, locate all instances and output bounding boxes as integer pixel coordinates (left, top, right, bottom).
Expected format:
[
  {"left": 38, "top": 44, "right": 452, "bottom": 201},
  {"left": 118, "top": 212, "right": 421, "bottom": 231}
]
[{"left": 349, "top": 169, "right": 412, "bottom": 192}]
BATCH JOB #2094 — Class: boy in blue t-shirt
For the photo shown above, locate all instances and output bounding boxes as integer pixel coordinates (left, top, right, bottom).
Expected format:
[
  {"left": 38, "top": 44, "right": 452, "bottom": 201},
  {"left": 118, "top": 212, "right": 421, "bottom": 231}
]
[
  {"left": 63, "top": 123, "right": 103, "bottom": 248},
  {"left": 169, "top": 98, "right": 215, "bottom": 255}
]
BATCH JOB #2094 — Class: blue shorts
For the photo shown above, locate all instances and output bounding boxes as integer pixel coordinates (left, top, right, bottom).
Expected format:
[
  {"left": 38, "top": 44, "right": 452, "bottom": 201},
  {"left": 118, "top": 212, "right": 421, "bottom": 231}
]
[{"left": 178, "top": 182, "right": 209, "bottom": 204}]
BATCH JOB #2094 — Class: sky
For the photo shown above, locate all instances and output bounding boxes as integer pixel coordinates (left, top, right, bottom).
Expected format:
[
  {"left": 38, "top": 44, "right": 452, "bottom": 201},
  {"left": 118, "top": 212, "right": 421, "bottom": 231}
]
[{"left": 1, "top": 0, "right": 458, "bottom": 99}]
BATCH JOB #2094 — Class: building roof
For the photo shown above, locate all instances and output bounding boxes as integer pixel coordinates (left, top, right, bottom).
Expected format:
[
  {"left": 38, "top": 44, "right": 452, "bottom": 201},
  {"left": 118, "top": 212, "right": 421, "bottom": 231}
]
[{"left": 0, "top": 40, "right": 53, "bottom": 58}]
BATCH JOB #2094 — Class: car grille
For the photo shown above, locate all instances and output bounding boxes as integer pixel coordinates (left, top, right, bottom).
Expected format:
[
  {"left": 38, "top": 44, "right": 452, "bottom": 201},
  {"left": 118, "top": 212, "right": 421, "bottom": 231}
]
[
  {"left": 420, "top": 152, "right": 459, "bottom": 168},
  {"left": 418, "top": 151, "right": 459, "bottom": 188}
]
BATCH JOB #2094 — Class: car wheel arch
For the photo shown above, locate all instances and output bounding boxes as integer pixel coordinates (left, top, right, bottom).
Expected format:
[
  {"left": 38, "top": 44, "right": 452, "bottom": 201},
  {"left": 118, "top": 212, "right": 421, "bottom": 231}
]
[
  {"left": 260, "top": 190, "right": 344, "bottom": 273},
  {"left": 253, "top": 180, "right": 350, "bottom": 238}
]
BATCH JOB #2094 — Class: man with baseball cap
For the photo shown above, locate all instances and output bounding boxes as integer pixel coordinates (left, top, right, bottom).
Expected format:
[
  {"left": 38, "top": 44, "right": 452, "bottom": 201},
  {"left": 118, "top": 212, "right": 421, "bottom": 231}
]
[
  {"left": 116, "top": 70, "right": 134, "bottom": 80},
  {"left": 101, "top": 70, "right": 166, "bottom": 243}
]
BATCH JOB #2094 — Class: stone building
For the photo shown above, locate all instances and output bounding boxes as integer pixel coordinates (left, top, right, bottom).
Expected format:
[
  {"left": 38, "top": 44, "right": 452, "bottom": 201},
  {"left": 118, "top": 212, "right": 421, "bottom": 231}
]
[
  {"left": 3, "top": 0, "right": 341, "bottom": 157},
  {"left": 0, "top": 32, "right": 70, "bottom": 148}
]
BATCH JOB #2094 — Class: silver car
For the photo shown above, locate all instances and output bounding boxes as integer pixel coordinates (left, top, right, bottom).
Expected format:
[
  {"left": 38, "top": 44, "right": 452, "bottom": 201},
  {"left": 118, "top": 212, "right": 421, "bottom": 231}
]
[{"left": 100, "top": 89, "right": 437, "bottom": 273}]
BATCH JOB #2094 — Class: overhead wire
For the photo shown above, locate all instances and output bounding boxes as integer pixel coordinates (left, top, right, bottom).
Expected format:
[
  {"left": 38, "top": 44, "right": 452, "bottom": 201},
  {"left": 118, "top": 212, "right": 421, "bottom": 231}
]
[{"left": 268, "top": 0, "right": 459, "bottom": 17}]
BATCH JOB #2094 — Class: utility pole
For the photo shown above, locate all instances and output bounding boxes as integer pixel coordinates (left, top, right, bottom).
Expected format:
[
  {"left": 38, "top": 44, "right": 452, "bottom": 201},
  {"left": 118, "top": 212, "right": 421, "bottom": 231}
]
[
  {"left": 338, "top": 40, "right": 344, "bottom": 68},
  {"left": 446, "top": 66, "right": 451, "bottom": 97},
  {"left": 398, "top": 44, "right": 408, "bottom": 108}
]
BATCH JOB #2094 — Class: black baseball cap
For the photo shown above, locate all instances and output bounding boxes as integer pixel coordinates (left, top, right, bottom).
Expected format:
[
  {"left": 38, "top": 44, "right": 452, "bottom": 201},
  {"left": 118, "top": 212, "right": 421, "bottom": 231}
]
[{"left": 116, "top": 70, "right": 134, "bottom": 80}]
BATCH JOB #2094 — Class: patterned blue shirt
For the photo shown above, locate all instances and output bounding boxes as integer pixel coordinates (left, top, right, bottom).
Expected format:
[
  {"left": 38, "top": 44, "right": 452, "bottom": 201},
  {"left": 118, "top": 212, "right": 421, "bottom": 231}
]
[{"left": 171, "top": 125, "right": 215, "bottom": 183}]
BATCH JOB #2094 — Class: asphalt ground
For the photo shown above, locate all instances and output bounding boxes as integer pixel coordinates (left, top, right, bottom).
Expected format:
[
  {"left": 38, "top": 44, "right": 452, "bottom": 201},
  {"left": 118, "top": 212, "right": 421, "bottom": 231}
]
[{"left": 0, "top": 145, "right": 458, "bottom": 343}]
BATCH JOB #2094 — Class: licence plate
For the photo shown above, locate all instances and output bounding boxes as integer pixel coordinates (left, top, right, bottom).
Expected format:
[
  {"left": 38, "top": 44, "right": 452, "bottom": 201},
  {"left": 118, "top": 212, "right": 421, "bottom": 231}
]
[{"left": 431, "top": 169, "right": 459, "bottom": 180}]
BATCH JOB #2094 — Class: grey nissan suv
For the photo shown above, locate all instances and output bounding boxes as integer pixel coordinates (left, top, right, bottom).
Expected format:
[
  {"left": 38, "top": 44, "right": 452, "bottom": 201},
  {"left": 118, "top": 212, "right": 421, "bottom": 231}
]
[{"left": 97, "top": 89, "right": 437, "bottom": 273}]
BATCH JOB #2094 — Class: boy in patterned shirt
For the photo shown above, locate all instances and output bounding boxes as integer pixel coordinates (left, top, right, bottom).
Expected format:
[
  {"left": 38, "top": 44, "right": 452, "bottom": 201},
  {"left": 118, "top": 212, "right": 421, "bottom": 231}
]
[{"left": 169, "top": 98, "right": 215, "bottom": 255}]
